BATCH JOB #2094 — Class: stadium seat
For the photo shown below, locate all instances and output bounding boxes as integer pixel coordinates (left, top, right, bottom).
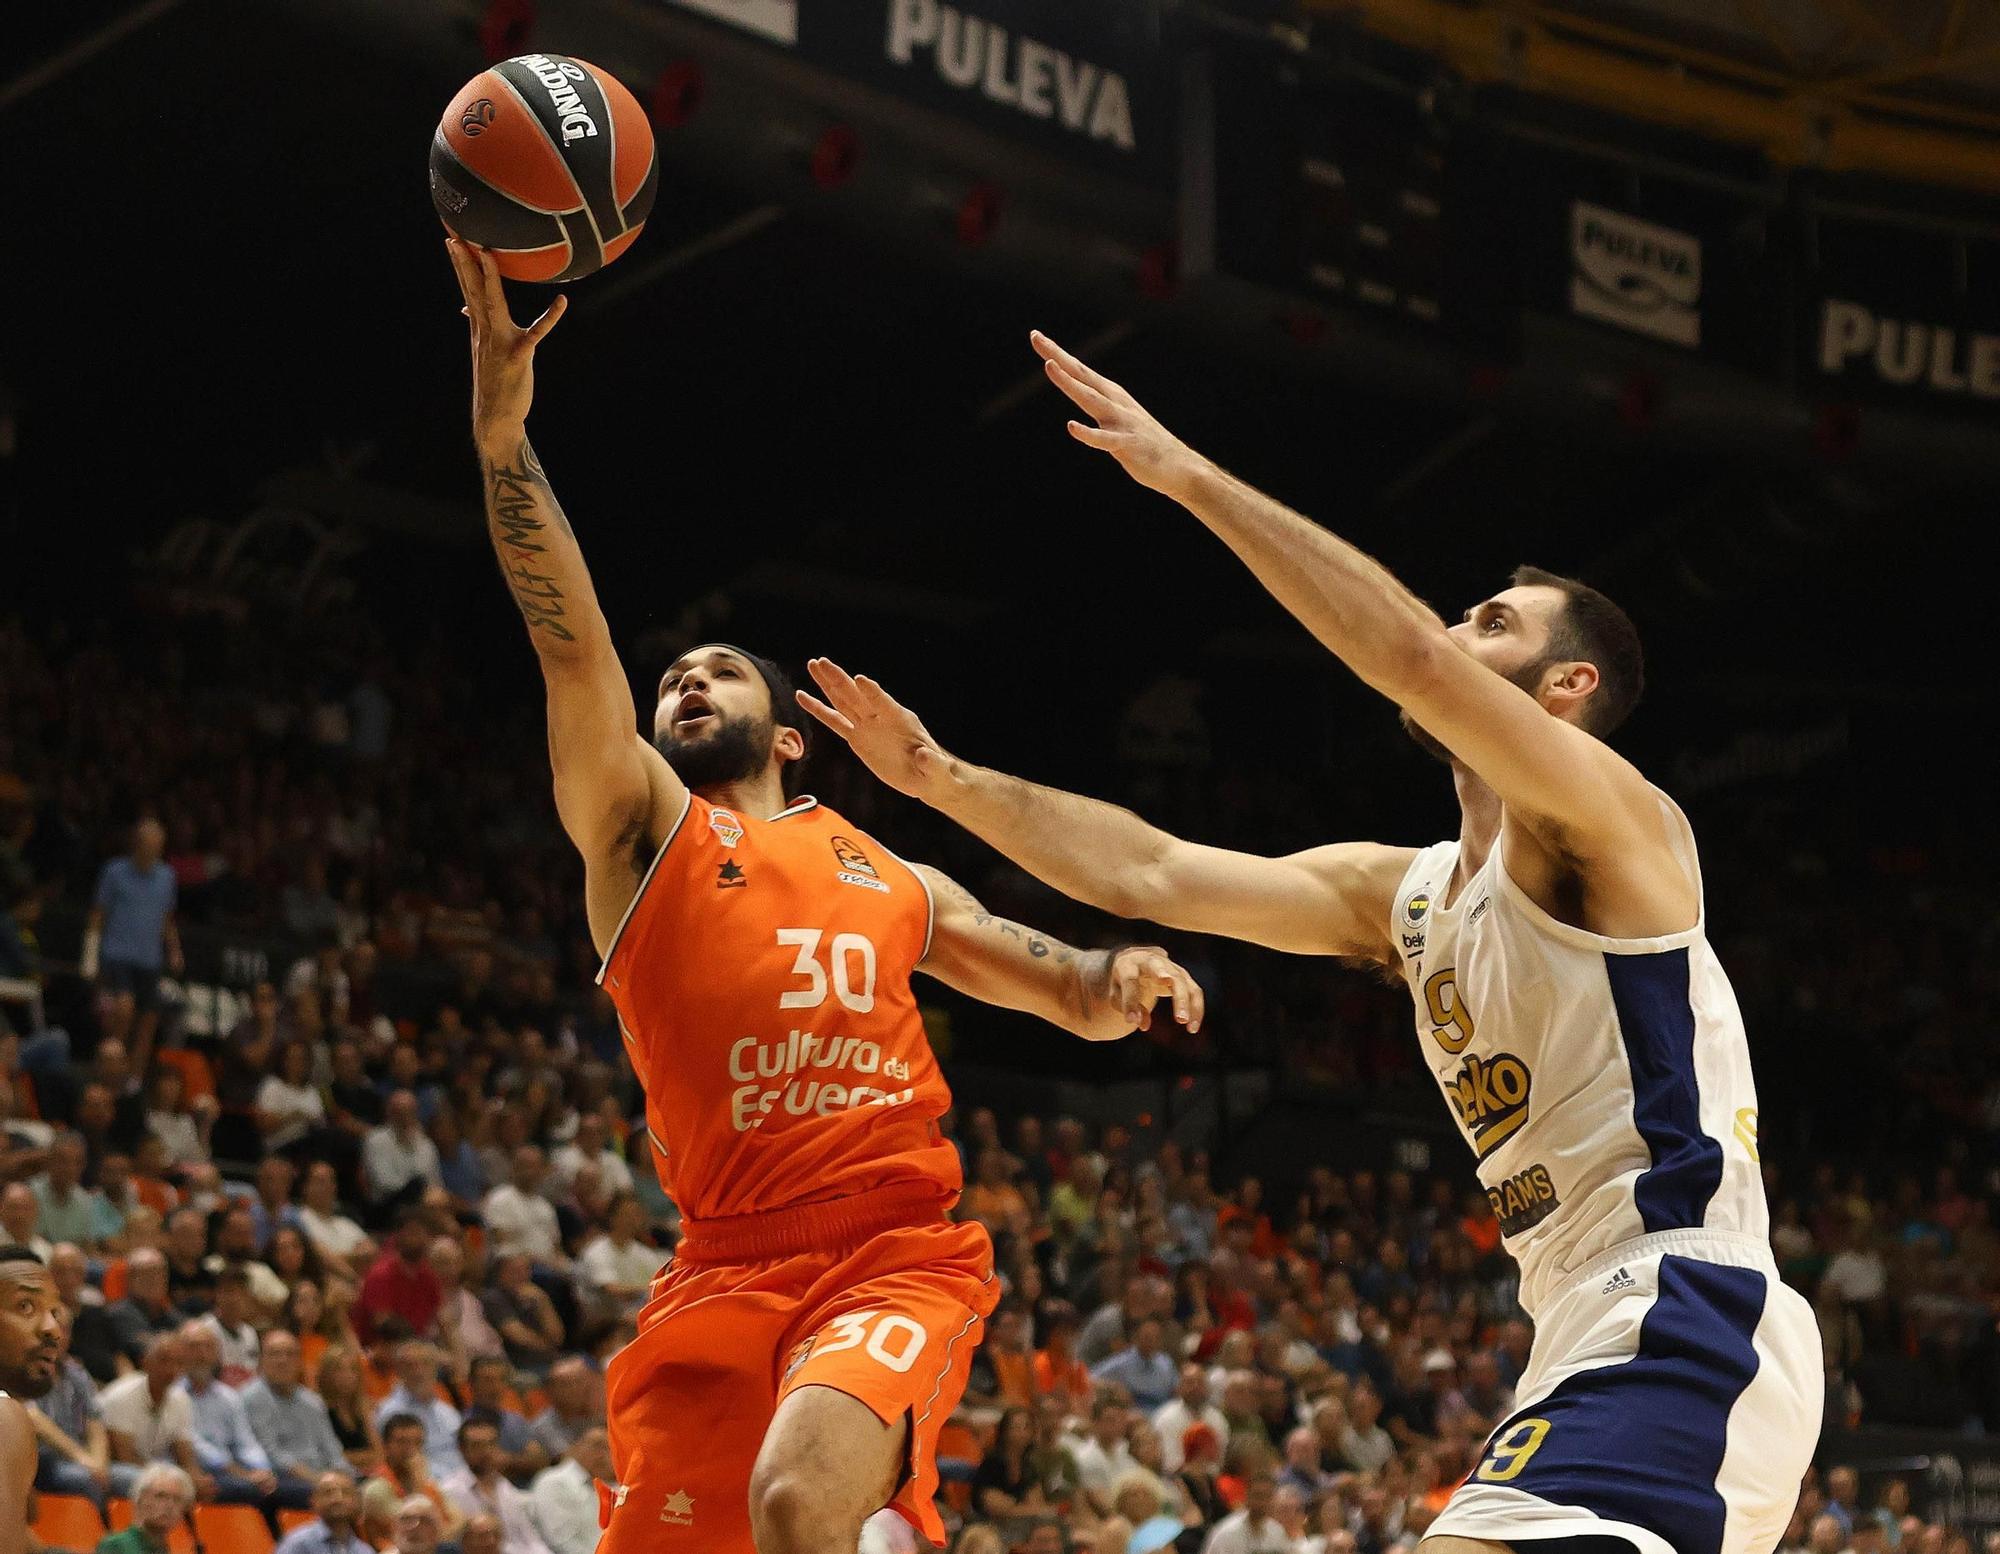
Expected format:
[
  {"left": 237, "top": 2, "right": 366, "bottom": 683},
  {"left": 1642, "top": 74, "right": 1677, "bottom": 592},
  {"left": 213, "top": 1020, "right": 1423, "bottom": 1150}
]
[
  {"left": 155, "top": 1046, "right": 217, "bottom": 1102},
  {"left": 196, "top": 1503, "right": 276, "bottom": 1554},
  {"left": 32, "top": 1494, "right": 105, "bottom": 1551},
  {"left": 277, "top": 1509, "right": 318, "bottom": 1534},
  {"left": 101, "top": 1257, "right": 128, "bottom": 1303},
  {"left": 105, "top": 1498, "right": 130, "bottom": 1529},
  {"left": 936, "top": 1420, "right": 983, "bottom": 1465}
]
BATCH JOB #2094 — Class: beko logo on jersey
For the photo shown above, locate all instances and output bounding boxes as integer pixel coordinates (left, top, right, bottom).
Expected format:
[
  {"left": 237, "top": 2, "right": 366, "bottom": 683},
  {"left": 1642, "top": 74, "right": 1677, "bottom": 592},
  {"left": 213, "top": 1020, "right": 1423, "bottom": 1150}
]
[
  {"left": 831, "top": 836, "right": 889, "bottom": 893},
  {"left": 1447, "top": 1051, "right": 1531, "bottom": 1159},
  {"left": 515, "top": 54, "right": 599, "bottom": 142},
  {"left": 728, "top": 1029, "right": 915, "bottom": 1131},
  {"left": 1487, "top": 1162, "right": 1560, "bottom": 1237}
]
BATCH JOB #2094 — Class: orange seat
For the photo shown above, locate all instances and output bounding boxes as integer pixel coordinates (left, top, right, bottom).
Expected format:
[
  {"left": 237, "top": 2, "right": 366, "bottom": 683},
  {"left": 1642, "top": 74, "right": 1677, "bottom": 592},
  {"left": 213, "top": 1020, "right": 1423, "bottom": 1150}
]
[
  {"left": 155, "top": 1047, "right": 217, "bottom": 1102},
  {"left": 936, "top": 1421, "right": 982, "bottom": 1463},
  {"left": 195, "top": 1503, "right": 276, "bottom": 1554},
  {"left": 363, "top": 1358, "right": 396, "bottom": 1403},
  {"left": 32, "top": 1494, "right": 105, "bottom": 1551},
  {"left": 277, "top": 1509, "right": 319, "bottom": 1534},
  {"left": 101, "top": 1258, "right": 129, "bottom": 1303}
]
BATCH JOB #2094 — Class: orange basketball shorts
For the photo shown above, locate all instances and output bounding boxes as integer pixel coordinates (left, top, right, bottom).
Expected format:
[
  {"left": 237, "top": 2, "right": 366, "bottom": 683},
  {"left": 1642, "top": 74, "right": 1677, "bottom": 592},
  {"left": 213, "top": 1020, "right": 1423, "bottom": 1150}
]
[{"left": 600, "top": 1191, "right": 997, "bottom": 1554}]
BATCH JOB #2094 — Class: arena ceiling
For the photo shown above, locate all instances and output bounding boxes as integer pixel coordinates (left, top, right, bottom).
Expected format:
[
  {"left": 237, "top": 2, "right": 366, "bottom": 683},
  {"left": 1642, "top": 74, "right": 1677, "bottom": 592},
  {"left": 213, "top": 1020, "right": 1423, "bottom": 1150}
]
[{"left": 3, "top": 0, "right": 1978, "bottom": 743}]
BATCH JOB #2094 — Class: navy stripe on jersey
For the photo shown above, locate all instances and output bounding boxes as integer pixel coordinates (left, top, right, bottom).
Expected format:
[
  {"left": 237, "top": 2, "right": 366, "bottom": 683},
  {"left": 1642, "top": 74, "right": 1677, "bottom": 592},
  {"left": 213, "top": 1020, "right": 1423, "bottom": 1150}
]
[
  {"left": 1478, "top": 1256, "right": 1766, "bottom": 1554},
  {"left": 1605, "top": 948, "right": 1724, "bottom": 1233}
]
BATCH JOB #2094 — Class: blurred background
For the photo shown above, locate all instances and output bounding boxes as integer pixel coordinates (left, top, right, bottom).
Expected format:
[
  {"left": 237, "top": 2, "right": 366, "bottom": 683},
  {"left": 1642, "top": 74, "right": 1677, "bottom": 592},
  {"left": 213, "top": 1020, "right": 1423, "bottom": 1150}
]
[{"left": 3, "top": 2, "right": 1998, "bottom": 1552}]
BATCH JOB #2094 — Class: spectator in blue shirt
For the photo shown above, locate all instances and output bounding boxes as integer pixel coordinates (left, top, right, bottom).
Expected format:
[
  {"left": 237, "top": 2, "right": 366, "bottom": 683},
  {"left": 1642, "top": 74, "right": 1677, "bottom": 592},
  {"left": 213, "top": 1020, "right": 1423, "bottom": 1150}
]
[
  {"left": 173, "top": 1319, "right": 284, "bottom": 1506},
  {"left": 83, "top": 820, "right": 182, "bottom": 1069},
  {"left": 373, "top": 1340, "right": 465, "bottom": 1481},
  {"left": 1090, "top": 1319, "right": 1179, "bottom": 1412}
]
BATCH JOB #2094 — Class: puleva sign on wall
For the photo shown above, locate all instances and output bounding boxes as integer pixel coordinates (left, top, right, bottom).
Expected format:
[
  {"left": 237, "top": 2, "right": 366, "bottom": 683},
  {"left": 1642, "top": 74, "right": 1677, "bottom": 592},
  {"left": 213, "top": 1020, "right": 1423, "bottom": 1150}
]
[{"left": 1569, "top": 200, "right": 1703, "bottom": 347}]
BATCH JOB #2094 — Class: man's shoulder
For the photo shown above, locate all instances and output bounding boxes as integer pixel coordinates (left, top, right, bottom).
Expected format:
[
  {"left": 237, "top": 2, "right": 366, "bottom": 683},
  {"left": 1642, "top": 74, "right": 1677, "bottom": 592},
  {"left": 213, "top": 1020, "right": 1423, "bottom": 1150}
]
[
  {"left": 98, "top": 1372, "right": 144, "bottom": 1402},
  {"left": 274, "top": 1523, "right": 330, "bottom": 1554}
]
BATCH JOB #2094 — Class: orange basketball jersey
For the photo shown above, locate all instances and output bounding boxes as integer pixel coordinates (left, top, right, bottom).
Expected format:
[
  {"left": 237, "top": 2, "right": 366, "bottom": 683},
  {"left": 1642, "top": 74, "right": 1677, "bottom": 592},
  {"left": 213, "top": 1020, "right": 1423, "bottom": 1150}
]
[{"left": 597, "top": 792, "right": 961, "bottom": 1227}]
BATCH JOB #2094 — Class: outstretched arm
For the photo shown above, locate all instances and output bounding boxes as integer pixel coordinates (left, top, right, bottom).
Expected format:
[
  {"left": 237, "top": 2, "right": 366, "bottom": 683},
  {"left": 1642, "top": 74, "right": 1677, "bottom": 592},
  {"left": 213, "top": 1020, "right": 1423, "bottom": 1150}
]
[
  {"left": 1, "top": 1401, "right": 33, "bottom": 1554},
  {"left": 1032, "top": 331, "right": 1674, "bottom": 871},
  {"left": 800, "top": 662, "right": 1412, "bottom": 964},
  {"left": 448, "top": 240, "right": 685, "bottom": 953},
  {"left": 913, "top": 866, "right": 1202, "bottom": 1040}
]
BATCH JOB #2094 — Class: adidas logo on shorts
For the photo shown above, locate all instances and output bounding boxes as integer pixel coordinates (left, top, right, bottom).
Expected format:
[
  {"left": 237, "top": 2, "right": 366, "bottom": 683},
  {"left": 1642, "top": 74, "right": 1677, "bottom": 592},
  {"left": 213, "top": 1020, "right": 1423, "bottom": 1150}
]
[{"left": 1601, "top": 1267, "right": 1636, "bottom": 1294}]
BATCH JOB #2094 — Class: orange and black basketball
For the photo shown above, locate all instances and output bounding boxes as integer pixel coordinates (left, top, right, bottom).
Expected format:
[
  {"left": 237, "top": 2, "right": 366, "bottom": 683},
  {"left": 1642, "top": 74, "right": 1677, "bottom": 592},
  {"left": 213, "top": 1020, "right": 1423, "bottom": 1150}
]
[{"left": 429, "top": 53, "right": 657, "bottom": 282}]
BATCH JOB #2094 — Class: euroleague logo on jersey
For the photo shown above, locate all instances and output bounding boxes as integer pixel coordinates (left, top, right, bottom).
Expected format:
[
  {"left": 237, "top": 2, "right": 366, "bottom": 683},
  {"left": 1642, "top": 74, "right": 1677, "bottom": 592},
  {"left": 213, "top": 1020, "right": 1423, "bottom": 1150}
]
[
  {"left": 831, "top": 835, "right": 889, "bottom": 894},
  {"left": 709, "top": 809, "right": 745, "bottom": 849}
]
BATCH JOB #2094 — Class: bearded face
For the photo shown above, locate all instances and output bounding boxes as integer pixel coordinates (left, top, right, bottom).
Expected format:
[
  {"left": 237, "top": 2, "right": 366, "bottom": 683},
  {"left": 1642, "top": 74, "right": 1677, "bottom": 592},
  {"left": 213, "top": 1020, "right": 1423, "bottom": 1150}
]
[{"left": 653, "top": 706, "right": 774, "bottom": 791}]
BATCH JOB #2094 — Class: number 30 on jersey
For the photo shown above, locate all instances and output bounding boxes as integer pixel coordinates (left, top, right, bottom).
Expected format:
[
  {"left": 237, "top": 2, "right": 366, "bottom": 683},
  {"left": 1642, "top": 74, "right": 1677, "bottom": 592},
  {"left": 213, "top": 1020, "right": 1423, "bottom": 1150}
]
[{"left": 777, "top": 928, "right": 877, "bottom": 1013}]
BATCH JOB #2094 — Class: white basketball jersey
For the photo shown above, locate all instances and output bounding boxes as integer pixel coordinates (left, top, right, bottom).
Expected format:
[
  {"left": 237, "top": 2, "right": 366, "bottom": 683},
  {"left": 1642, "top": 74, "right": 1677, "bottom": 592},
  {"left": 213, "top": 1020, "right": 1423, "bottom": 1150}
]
[{"left": 1390, "top": 788, "right": 1767, "bottom": 1317}]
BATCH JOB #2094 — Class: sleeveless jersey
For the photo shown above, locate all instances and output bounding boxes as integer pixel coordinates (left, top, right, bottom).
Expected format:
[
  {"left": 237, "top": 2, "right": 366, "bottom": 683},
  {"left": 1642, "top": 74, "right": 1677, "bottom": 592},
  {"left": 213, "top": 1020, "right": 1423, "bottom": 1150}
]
[
  {"left": 1389, "top": 787, "right": 1767, "bottom": 1316},
  {"left": 597, "top": 792, "right": 960, "bottom": 1226}
]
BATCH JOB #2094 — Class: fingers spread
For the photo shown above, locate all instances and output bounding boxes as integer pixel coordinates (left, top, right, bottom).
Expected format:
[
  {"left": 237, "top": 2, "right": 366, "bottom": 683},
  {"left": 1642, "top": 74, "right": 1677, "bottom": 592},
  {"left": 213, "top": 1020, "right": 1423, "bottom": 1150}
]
[
  {"left": 1030, "top": 329, "right": 1122, "bottom": 398},
  {"left": 807, "top": 657, "right": 867, "bottom": 717},
  {"left": 524, "top": 293, "right": 568, "bottom": 346},
  {"left": 794, "top": 690, "right": 856, "bottom": 737},
  {"left": 1045, "top": 358, "right": 1117, "bottom": 420}
]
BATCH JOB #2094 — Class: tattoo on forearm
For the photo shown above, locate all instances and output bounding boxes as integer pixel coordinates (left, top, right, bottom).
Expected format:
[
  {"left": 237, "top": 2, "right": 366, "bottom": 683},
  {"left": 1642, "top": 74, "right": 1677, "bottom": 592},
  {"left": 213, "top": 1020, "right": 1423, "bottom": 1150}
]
[
  {"left": 485, "top": 439, "right": 576, "bottom": 642},
  {"left": 936, "top": 873, "right": 1074, "bottom": 964}
]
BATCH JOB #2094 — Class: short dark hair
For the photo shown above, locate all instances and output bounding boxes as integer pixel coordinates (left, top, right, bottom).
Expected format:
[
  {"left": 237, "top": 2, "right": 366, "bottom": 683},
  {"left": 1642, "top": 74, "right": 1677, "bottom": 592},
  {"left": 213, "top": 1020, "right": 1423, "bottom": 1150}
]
[
  {"left": 1511, "top": 565, "right": 1645, "bottom": 737},
  {"left": 456, "top": 1417, "right": 499, "bottom": 1450},
  {"left": 0, "top": 1246, "right": 46, "bottom": 1274},
  {"left": 382, "top": 1412, "right": 424, "bottom": 1440}
]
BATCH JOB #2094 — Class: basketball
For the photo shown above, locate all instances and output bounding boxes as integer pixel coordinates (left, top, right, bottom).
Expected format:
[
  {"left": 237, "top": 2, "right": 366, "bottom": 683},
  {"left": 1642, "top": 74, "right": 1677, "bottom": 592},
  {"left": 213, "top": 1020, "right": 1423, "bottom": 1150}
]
[{"left": 429, "top": 52, "right": 657, "bottom": 282}]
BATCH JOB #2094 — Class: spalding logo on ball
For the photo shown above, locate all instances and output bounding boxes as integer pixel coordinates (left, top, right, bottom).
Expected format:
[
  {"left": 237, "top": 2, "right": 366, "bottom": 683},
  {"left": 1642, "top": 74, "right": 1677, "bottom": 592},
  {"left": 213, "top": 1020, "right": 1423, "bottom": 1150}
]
[{"left": 429, "top": 52, "right": 658, "bottom": 282}]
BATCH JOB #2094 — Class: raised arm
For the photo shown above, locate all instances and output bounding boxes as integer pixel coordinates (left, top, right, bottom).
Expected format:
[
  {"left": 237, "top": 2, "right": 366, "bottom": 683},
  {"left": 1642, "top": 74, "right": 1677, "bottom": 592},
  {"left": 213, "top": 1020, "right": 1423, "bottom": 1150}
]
[
  {"left": 1032, "top": 332, "right": 1681, "bottom": 886},
  {"left": 447, "top": 240, "right": 685, "bottom": 954},
  {"left": 0, "top": 1401, "right": 31, "bottom": 1554},
  {"left": 912, "top": 865, "right": 1201, "bottom": 1040},
  {"left": 799, "top": 662, "right": 1412, "bottom": 965}
]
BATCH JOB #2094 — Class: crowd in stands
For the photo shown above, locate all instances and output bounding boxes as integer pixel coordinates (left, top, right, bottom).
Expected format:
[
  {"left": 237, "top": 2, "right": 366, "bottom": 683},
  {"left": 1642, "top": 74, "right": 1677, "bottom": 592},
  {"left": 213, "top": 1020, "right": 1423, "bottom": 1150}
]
[{"left": 4, "top": 583, "right": 1999, "bottom": 1554}]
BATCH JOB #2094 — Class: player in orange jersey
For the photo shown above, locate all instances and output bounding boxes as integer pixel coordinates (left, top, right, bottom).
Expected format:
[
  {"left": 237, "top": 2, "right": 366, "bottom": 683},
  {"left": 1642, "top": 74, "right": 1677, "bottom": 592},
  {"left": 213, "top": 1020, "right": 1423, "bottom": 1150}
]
[{"left": 447, "top": 242, "right": 1204, "bottom": 1554}]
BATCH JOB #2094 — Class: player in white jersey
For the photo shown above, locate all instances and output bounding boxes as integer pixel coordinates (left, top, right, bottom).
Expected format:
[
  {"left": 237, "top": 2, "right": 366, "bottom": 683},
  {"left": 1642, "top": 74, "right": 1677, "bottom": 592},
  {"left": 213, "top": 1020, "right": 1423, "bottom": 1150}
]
[{"left": 796, "top": 334, "right": 1823, "bottom": 1554}]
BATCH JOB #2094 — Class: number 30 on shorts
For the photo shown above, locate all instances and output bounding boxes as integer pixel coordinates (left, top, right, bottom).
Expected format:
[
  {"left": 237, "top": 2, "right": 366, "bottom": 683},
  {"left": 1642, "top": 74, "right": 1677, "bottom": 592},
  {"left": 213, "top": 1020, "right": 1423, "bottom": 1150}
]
[
  {"left": 814, "top": 1310, "right": 928, "bottom": 1373},
  {"left": 1475, "top": 1418, "right": 1550, "bottom": 1482}
]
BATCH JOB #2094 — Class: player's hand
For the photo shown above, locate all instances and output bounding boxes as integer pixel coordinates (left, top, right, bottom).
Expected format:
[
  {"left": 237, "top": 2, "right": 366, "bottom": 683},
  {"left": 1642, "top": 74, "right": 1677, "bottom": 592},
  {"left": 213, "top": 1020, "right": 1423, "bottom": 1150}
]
[
  {"left": 1106, "top": 945, "right": 1204, "bottom": 1034},
  {"left": 1032, "top": 331, "right": 1207, "bottom": 501},
  {"left": 446, "top": 237, "right": 567, "bottom": 456},
  {"left": 797, "top": 660, "right": 958, "bottom": 802}
]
